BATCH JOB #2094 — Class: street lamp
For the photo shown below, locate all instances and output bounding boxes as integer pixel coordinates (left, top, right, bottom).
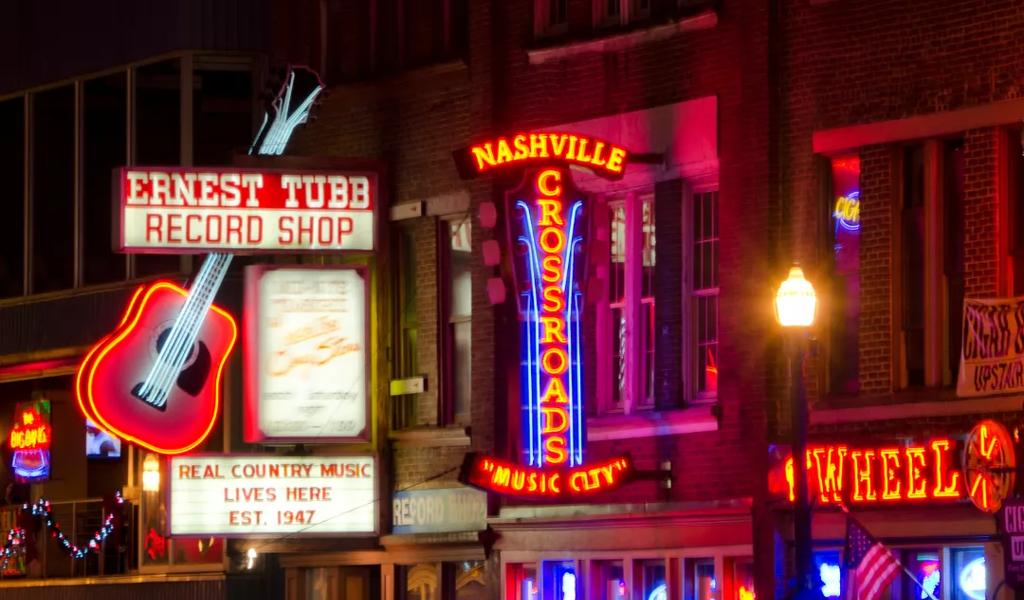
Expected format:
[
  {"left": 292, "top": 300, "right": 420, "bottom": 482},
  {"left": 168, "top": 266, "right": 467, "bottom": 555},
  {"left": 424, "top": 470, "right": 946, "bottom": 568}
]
[
  {"left": 775, "top": 265, "right": 817, "bottom": 597},
  {"left": 142, "top": 452, "right": 161, "bottom": 493}
]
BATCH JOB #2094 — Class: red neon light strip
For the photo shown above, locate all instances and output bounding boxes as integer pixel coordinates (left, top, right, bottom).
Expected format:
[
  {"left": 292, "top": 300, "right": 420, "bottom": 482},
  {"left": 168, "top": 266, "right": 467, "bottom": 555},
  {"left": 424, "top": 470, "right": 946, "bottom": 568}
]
[
  {"left": 79, "top": 282, "right": 236, "bottom": 455},
  {"left": 462, "top": 452, "right": 633, "bottom": 499}
]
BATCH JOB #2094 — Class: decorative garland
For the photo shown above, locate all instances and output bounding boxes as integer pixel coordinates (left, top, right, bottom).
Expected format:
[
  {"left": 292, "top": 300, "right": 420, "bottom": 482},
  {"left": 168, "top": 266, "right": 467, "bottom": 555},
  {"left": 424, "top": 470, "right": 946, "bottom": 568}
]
[{"left": 1, "top": 491, "right": 123, "bottom": 566}]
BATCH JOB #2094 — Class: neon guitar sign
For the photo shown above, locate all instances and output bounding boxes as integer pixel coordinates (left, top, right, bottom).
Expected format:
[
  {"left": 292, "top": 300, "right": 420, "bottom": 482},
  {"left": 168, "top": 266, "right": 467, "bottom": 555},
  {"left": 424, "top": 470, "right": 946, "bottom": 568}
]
[{"left": 76, "top": 68, "right": 324, "bottom": 454}]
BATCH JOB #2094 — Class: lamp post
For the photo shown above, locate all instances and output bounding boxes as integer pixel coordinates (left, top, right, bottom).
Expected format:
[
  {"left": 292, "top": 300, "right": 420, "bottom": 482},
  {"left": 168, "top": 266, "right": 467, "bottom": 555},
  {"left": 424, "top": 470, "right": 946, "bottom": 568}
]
[{"left": 775, "top": 265, "right": 817, "bottom": 597}]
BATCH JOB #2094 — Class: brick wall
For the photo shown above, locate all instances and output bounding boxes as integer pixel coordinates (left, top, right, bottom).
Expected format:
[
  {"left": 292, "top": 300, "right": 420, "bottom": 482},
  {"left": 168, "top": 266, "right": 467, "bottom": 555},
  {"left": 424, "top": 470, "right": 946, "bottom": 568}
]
[
  {"left": 963, "top": 128, "right": 999, "bottom": 300},
  {"left": 856, "top": 144, "right": 894, "bottom": 396}
]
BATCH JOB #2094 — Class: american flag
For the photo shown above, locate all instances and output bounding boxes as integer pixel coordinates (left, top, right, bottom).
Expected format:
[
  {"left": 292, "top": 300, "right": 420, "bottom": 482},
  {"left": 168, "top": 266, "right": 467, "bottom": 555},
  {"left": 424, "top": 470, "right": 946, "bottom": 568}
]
[{"left": 845, "top": 517, "right": 901, "bottom": 600}]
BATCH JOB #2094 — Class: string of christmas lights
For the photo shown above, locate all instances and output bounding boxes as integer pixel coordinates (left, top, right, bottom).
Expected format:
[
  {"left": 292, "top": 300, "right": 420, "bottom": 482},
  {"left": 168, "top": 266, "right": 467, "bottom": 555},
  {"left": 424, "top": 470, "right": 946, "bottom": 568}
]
[{"left": 1, "top": 491, "right": 123, "bottom": 568}]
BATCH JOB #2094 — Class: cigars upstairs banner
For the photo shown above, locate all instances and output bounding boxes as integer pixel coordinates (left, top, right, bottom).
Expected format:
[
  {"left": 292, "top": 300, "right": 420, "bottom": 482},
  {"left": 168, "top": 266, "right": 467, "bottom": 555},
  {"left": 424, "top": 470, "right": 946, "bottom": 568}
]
[{"left": 957, "top": 296, "right": 1024, "bottom": 397}]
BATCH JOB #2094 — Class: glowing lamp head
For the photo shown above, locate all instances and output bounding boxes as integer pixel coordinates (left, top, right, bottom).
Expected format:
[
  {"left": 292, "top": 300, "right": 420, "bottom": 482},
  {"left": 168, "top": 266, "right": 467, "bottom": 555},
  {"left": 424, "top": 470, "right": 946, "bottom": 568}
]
[
  {"left": 142, "top": 453, "right": 161, "bottom": 492},
  {"left": 775, "top": 266, "right": 816, "bottom": 328}
]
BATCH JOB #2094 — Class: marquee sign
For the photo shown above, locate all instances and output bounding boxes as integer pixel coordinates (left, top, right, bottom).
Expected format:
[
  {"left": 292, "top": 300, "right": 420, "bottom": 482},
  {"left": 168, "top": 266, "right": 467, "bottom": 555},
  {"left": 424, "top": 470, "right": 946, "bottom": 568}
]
[
  {"left": 9, "top": 400, "right": 51, "bottom": 482},
  {"left": 773, "top": 420, "right": 1017, "bottom": 512},
  {"left": 169, "top": 455, "right": 376, "bottom": 537},
  {"left": 459, "top": 132, "right": 634, "bottom": 499},
  {"left": 115, "top": 167, "right": 377, "bottom": 254}
]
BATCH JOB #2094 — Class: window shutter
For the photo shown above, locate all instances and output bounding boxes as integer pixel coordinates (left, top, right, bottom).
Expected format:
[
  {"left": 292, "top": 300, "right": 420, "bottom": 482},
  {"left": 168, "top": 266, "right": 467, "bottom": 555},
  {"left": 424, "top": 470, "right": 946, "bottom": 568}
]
[{"left": 654, "top": 179, "right": 684, "bottom": 409}]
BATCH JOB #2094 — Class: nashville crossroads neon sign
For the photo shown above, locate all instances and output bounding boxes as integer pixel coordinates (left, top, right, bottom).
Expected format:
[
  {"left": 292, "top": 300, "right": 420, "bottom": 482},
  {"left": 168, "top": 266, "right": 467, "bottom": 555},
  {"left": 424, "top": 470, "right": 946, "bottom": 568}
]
[
  {"left": 779, "top": 438, "right": 964, "bottom": 505},
  {"left": 460, "top": 133, "right": 633, "bottom": 499}
]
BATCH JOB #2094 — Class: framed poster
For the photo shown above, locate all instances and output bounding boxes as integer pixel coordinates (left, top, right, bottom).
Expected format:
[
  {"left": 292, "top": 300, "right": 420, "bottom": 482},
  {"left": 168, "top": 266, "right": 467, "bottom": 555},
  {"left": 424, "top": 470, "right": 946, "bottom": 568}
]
[
  {"left": 244, "top": 265, "right": 370, "bottom": 442},
  {"left": 169, "top": 454, "right": 377, "bottom": 537}
]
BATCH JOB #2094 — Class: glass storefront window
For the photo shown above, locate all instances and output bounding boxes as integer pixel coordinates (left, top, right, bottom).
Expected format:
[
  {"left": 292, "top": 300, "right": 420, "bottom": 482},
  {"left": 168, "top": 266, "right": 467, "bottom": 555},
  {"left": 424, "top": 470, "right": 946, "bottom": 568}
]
[
  {"left": 693, "top": 558, "right": 717, "bottom": 600},
  {"left": 543, "top": 560, "right": 577, "bottom": 600},
  {"left": 636, "top": 559, "right": 667, "bottom": 600},
  {"left": 398, "top": 563, "right": 440, "bottom": 600},
  {"left": 814, "top": 551, "right": 842, "bottom": 599},
  {"left": 451, "top": 560, "right": 487, "bottom": 599},
  {"left": 952, "top": 548, "right": 985, "bottom": 600},
  {"left": 594, "top": 560, "right": 626, "bottom": 600},
  {"left": 905, "top": 550, "right": 942, "bottom": 600},
  {"left": 733, "top": 559, "right": 754, "bottom": 600},
  {"left": 507, "top": 563, "right": 539, "bottom": 600}
]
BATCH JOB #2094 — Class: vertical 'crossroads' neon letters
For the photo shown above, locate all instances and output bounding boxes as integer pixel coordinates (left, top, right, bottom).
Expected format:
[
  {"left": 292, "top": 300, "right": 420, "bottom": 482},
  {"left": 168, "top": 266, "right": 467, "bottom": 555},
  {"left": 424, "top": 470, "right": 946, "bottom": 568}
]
[{"left": 536, "top": 169, "right": 570, "bottom": 465}]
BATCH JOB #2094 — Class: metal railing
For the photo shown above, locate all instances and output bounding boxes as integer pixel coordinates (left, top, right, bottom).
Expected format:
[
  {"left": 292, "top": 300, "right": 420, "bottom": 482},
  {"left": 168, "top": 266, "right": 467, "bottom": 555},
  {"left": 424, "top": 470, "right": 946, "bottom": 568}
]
[{"left": 0, "top": 496, "right": 135, "bottom": 580}]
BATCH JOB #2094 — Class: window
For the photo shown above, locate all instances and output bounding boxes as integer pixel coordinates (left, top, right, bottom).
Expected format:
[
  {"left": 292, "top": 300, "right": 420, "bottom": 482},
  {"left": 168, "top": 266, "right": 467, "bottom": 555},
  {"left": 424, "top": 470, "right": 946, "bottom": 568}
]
[
  {"left": 1009, "top": 129, "right": 1024, "bottom": 295},
  {"left": 543, "top": 561, "right": 578, "bottom": 600},
  {"left": 901, "top": 145, "right": 926, "bottom": 387},
  {"left": 134, "top": 59, "right": 183, "bottom": 278},
  {"left": 0, "top": 98, "right": 25, "bottom": 298},
  {"left": 392, "top": 227, "right": 420, "bottom": 429},
  {"left": 448, "top": 561, "right": 487, "bottom": 599},
  {"left": 398, "top": 563, "right": 440, "bottom": 600},
  {"left": 635, "top": 559, "right": 666, "bottom": 600},
  {"left": 323, "top": 0, "right": 468, "bottom": 84},
  {"left": 819, "top": 545, "right": 987, "bottom": 600},
  {"left": 732, "top": 559, "right": 754, "bottom": 600},
  {"left": 897, "top": 140, "right": 964, "bottom": 389},
  {"left": 507, "top": 563, "right": 539, "bottom": 600},
  {"left": 951, "top": 548, "right": 985, "bottom": 600},
  {"left": 31, "top": 86, "right": 75, "bottom": 293},
  {"left": 595, "top": 560, "right": 627, "bottom": 600},
  {"left": 536, "top": 0, "right": 569, "bottom": 37},
  {"left": 691, "top": 558, "right": 718, "bottom": 600},
  {"left": 598, "top": 0, "right": 651, "bottom": 27},
  {"left": 692, "top": 191, "right": 719, "bottom": 400},
  {"left": 904, "top": 549, "right": 942, "bottom": 600},
  {"left": 813, "top": 551, "right": 842, "bottom": 599},
  {"left": 506, "top": 553, "right": 738, "bottom": 600},
  {"left": 83, "top": 73, "right": 128, "bottom": 285},
  {"left": 602, "top": 194, "right": 656, "bottom": 413},
  {"left": 596, "top": 186, "right": 715, "bottom": 415},
  {"left": 193, "top": 67, "right": 254, "bottom": 166},
  {"left": 825, "top": 157, "right": 860, "bottom": 395},
  {"left": 443, "top": 219, "right": 472, "bottom": 425}
]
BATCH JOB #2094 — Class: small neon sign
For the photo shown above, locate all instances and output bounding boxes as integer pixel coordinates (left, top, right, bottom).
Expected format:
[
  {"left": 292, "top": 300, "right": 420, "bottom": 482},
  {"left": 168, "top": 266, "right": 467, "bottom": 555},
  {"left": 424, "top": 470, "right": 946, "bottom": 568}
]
[
  {"left": 9, "top": 400, "right": 51, "bottom": 482},
  {"left": 833, "top": 191, "right": 860, "bottom": 231}
]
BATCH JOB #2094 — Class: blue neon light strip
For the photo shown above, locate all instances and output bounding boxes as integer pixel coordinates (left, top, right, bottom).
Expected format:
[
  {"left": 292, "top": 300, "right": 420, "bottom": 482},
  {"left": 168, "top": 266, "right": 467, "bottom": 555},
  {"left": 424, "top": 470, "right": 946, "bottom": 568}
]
[
  {"left": 515, "top": 197, "right": 587, "bottom": 468},
  {"left": 561, "top": 200, "right": 583, "bottom": 466},
  {"left": 516, "top": 200, "right": 545, "bottom": 467},
  {"left": 572, "top": 290, "right": 584, "bottom": 464}
]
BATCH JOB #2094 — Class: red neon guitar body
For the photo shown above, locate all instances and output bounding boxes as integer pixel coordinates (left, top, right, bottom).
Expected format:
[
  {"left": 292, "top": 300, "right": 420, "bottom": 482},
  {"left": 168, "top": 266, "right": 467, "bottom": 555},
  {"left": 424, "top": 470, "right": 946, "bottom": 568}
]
[{"left": 76, "top": 282, "right": 237, "bottom": 455}]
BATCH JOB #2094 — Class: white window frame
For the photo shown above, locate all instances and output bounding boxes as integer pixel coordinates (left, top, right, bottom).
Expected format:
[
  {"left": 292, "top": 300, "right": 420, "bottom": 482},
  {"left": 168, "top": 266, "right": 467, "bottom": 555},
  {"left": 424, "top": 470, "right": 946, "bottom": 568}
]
[
  {"left": 596, "top": 191, "right": 656, "bottom": 415},
  {"left": 685, "top": 186, "right": 719, "bottom": 404},
  {"left": 593, "top": 183, "right": 720, "bottom": 417}
]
